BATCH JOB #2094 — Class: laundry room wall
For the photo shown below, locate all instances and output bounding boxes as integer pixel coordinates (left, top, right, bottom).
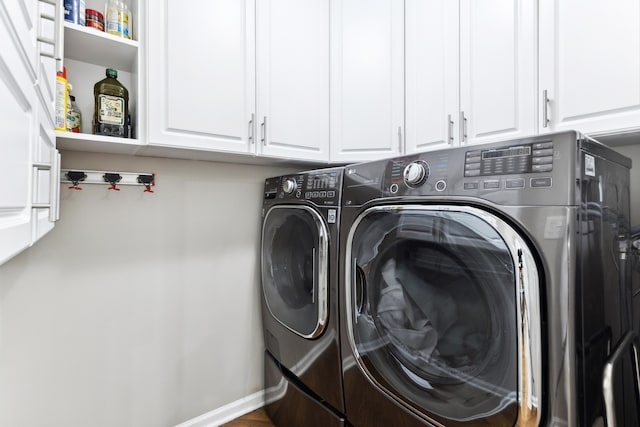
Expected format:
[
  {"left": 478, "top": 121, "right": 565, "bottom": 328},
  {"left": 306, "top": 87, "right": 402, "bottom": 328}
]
[{"left": 0, "top": 151, "right": 297, "bottom": 427}]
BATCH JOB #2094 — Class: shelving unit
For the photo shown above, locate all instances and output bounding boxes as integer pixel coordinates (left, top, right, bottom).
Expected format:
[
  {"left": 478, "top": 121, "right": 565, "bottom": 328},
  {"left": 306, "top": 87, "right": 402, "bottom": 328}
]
[{"left": 57, "top": 0, "right": 143, "bottom": 152}]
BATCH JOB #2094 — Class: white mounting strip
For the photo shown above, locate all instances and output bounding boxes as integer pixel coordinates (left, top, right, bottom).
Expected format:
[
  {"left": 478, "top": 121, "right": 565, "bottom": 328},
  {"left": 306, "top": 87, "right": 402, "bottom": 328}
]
[{"left": 60, "top": 169, "right": 155, "bottom": 187}]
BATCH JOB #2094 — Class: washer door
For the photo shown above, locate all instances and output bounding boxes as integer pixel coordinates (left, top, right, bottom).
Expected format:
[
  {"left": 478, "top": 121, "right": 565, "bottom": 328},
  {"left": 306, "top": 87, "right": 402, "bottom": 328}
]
[
  {"left": 345, "top": 205, "right": 541, "bottom": 425},
  {"left": 262, "top": 205, "right": 329, "bottom": 339}
]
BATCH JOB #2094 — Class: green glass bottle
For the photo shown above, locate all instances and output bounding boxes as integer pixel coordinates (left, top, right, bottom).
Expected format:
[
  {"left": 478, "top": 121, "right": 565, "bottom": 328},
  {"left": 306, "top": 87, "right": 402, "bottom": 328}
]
[{"left": 93, "top": 68, "right": 129, "bottom": 138}]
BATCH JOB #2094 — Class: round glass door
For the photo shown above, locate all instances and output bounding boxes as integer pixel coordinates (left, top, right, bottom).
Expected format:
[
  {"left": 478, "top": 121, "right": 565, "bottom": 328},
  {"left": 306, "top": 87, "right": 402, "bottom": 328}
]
[
  {"left": 262, "top": 205, "right": 328, "bottom": 338},
  {"left": 346, "top": 205, "right": 527, "bottom": 425}
]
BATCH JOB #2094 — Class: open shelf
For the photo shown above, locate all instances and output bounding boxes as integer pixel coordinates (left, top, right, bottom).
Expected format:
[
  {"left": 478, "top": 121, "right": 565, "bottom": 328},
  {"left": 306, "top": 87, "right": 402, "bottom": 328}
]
[
  {"left": 56, "top": 131, "right": 144, "bottom": 155},
  {"left": 63, "top": 22, "right": 138, "bottom": 72}
]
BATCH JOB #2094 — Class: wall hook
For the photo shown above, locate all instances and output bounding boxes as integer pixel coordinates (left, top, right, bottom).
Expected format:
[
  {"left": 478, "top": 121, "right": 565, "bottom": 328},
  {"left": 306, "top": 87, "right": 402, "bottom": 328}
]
[
  {"left": 137, "top": 173, "right": 155, "bottom": 193},
  {"left": 66, "top": 170, "right": 87, "bottom": 190},
  {"left": 61, "top": 169, "right": 157, "bottom": 191},
  {"left": 103, "top": 173, "right": 122, "bottom": 191}
]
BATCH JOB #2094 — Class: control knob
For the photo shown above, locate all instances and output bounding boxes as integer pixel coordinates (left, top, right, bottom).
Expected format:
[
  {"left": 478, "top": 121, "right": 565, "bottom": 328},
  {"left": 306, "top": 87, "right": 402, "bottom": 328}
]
[
  {"left": 282, "top": 178, "right": 297, "bottom": 194},
  {"left": 403, "top": 161, "right": 429, "bottom": 187}
]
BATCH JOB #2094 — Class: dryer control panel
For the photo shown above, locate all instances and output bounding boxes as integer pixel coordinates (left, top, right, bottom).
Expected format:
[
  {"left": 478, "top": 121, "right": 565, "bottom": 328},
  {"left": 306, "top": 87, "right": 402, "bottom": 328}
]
[{"left": 264, "top": 169, "right": 342, "bottom": 207}]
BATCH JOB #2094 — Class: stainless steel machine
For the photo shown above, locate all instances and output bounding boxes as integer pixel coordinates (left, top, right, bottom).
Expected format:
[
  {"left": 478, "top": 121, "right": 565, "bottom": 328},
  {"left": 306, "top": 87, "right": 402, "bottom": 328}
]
[
  {"left": 261, "top": 167, "right": 345, "bottom": 427},
  {"left": 338, "top": 131, "right": 639, "bottom": 426}
]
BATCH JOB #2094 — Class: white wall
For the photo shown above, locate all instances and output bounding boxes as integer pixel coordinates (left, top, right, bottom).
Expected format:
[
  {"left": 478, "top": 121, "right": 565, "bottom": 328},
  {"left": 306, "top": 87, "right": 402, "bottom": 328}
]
[{"left": 0, "top": 151, "right": 296, "bottom": 427}]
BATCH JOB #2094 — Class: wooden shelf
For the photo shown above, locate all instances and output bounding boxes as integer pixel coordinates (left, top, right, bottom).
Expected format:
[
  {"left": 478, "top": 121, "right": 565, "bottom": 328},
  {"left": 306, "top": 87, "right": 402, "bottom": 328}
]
[{"left": 63, "top": 22, "right": 138, "bottom": 72}]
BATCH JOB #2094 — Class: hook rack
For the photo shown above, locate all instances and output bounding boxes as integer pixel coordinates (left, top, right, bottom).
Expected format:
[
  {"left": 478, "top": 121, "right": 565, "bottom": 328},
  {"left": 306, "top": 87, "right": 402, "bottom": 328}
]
[{"left": 60, "top": 169, "right": 156, "bottom": 192}]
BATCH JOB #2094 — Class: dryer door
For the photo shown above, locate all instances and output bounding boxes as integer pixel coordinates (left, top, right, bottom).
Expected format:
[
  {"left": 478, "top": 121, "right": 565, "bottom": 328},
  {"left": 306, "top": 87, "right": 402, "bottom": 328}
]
[
  {"left": 345, "top": 205, "right": 541, "bottom": 426},
  {"left": 262, "top": 205, "right": 329, "bottom": 338}
]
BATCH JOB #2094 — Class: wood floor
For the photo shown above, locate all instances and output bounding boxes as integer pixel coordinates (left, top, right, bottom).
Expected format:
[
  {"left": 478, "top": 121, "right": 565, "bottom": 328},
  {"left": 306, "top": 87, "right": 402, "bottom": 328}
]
[{"left": 221, "top": 409, "right": 276, "bottom": 427}]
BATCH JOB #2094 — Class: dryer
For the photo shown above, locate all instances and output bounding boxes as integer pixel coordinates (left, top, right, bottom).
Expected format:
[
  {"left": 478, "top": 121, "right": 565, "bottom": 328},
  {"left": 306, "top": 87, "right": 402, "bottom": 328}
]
[
  {"left": 261, "top": 167, "right": 345, "bottom": 427},
  {"left": 338, "top": 131, "right": 640, "bottom": 426}
]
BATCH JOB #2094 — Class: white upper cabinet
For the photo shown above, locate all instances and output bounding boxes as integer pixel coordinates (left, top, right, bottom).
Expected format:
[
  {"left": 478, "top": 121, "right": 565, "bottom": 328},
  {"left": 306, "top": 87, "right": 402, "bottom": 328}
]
[
  {"left": 0, "top": 3, "right": 35, "bottom": 265},
  {"left": 330, "top": 0, "right": 404, "bottom": 163},
  {"left": 459, "top": 0, "right": 536, "bottom": 146},
  {"left": 405, "top": 0, "right": 459, "bottom": 153},
  {"left": 1, "top": 0, "right": 60, "bottom": 266},
  {"left": 256, "top": 0, "right": 329, "bottom": 161},
  {"left": 539, "top": 0, "right": 640, "bottom": 135},
  {"left": 406, "top": 0, "right": 535, "bottom": 154},
  {"left": 147, "top": 0, "right": 256, "bottom": 154}
]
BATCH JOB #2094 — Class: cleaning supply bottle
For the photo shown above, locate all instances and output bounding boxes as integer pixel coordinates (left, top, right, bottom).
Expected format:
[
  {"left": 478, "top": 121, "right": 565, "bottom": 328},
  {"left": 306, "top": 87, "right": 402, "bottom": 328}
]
[
  {"left": 93, "top": 68, "right": 129, "bottom": 137},
  {"left": 105, "top": 0, "right": 120, "bottom": 36},
  {"left": 54, "top": 66, "right": 68, "bottom": 131},
  {"left": 66, "top": 84, "right": 82, "bottom": 133},
  {"left": 121, "top": 0, "right": 130, "bottom": 39}
]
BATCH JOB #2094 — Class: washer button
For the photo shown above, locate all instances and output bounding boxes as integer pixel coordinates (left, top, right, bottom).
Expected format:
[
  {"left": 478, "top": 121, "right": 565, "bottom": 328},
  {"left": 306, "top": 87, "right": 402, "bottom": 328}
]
[
  {"left": 531, "top": 177, "right": 552, "bottom": 188},
  {"left": 390, "top": 183, "right": 399, "bottom": 193},
  {"left": 505, "top": 178, "right": 525, "bottom": 189},
  {"left": 435, "top": 180, "right": 447, "bottom": 192},
  {"left": 532, "top": 164, "right": 553, "bottom": 173},
  {"left": 464, "top": 182, "right": 479, "bottom": 190}
]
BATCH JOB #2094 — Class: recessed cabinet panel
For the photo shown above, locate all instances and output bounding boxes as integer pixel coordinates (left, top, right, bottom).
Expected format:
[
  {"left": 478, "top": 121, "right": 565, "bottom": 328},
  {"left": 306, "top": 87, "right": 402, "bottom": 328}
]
[
  {"left": 460, "top": 0, "right": 535, "bottom": 145},
  {"left": 2, "top": 0, "right": 37, "bottom": 77},
  {"left": 540, "top": 0, "right": 640, "bottom": 134},
  {"left": 330, "top": 0, "right": 404, "bottom": 162},
  {"left": 256, "top": 0, "right": 329, "bottom": 161},
  {"left": 0, "top": 7, "right": 36, "bottom": 265},
  {"left": 405, "top": 0, "right": 458, "bottom": 154},
  {"left": 147, "top": 0, "right": 255, "bottom": 153}
]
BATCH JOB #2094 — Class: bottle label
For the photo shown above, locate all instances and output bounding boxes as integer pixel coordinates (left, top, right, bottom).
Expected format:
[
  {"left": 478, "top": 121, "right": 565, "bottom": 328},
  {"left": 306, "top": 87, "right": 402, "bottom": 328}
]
[
  {"left": 106, "top": 6, "right": 120, "bottom": 35},
  {"left": 66, "top": 111, "right": 81, "bottom": 132},
  {"left": 98, "top": 94, "right": 125, "bottom": 125},
  {"left": 55, "top": 76, "right": 67, "bottom": 131}
]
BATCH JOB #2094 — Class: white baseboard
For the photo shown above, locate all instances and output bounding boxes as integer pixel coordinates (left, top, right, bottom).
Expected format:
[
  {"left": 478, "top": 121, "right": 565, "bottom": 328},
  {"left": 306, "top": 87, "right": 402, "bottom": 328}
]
[{"left": 174, "top": 390, "right": 266, "bottom": 427}]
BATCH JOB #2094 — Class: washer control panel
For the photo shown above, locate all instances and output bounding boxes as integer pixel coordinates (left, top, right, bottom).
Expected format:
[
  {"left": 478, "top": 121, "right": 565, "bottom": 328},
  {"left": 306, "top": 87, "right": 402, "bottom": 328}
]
[{"left": 464, "top": 141, "right": 554, "bottom": 177}]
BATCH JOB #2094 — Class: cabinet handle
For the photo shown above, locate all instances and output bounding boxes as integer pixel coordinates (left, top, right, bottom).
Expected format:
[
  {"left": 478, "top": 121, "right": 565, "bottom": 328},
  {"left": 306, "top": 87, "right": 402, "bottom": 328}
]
[
  {"left": 248, "top": 113, "right": 255, "bottom": 145},
  {"left": 460, "top": 111, "right": 468, "bottom": 144},
  {"left": 542, "top": 90, "right": 550, "bottom": 128},
  {"left": 447, "top": 114, "right": 454, "bottom": 145},
  {"left": 261, "top": 116, "right": 267, "bottom": 146},
  {"left": 397, "top": 126, "right": 403, "bottom": 153},
  {"left": 52, "top": 150, "right": 61, "bottom": 222}
]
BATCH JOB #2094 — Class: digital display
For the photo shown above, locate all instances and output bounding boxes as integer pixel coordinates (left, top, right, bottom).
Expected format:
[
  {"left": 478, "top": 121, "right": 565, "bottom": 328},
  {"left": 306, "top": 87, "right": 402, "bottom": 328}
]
[
  {"left": 482, "top": 146, "right": 531, "bottom": 159},
  {"left": 307, "top": 173, "right": 337, "bottom": 190}
]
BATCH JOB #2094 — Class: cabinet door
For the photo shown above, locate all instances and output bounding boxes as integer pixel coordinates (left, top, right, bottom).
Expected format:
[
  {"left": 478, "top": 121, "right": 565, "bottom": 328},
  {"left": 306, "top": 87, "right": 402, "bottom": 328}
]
[
  {"left": 539, "top": 0, "right": 640, "bottom": 134},
  {"left": 256, "top": 0, "right": 329, "bottom": 161},
  {"left": 330, "top": 0, "right": 404, "bottom": 163},
  {"left": 147, "top": 0, "right": 256, "bottom": 153},
  {"left": 405, "top": 0, "right": 458, "bottom": 154},
  {"left": 460, "top": 0, "right": 536, "bottom": 146},
  {"left": 0, "top": 5, "right": 37, "bottom": 265}
]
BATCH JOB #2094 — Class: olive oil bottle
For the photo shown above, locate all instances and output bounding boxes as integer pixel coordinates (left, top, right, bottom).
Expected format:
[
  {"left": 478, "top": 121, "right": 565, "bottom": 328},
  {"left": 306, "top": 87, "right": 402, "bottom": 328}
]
[{"left": 93, "top": 68, "right": 129, "bottom": 137}]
